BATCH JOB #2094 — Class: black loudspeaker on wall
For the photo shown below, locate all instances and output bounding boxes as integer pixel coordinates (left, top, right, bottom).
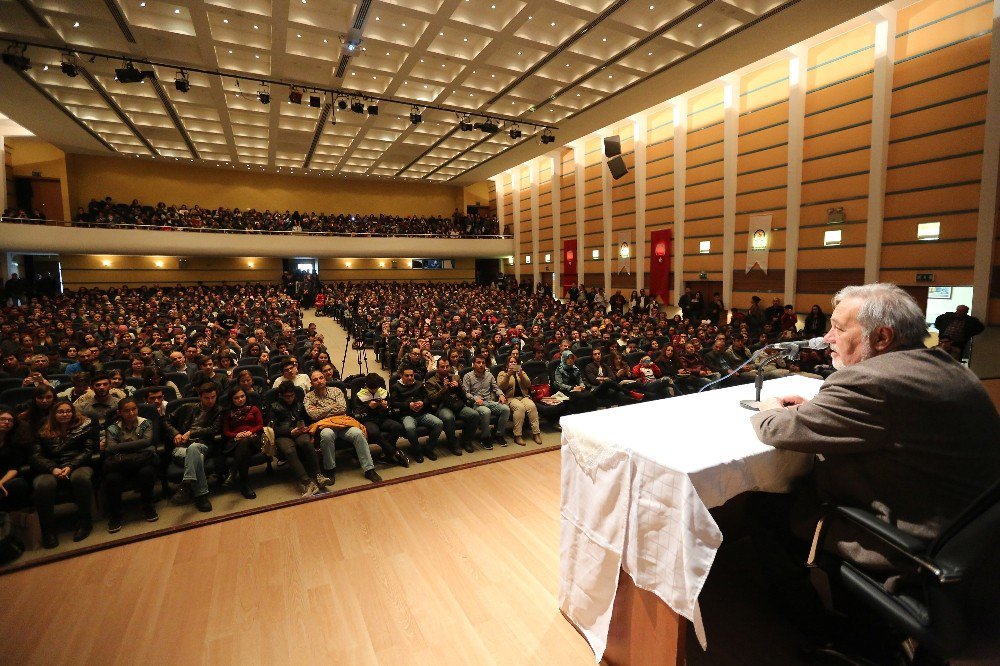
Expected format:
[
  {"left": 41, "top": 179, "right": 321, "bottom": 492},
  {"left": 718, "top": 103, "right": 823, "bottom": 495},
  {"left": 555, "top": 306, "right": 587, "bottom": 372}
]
[
  {"left": 607, "top": 156, "right": 628, "bottom": 180},
  {"left": 603, "top": 135, "right": 621, "bottom": 157}
]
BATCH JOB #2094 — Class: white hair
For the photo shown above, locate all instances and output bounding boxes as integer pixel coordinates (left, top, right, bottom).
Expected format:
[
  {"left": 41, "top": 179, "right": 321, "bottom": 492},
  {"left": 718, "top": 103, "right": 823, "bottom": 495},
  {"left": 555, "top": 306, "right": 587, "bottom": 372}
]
[{"left": 833, "top": 283, "right": 928, "bottom": 347}]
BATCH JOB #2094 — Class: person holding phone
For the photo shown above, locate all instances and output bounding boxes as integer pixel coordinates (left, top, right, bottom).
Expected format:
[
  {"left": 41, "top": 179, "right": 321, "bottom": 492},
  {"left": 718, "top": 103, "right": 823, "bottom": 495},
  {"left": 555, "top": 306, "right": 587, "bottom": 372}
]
[{"left": 497, "top": 355, "right": 541, "bottom": 446}]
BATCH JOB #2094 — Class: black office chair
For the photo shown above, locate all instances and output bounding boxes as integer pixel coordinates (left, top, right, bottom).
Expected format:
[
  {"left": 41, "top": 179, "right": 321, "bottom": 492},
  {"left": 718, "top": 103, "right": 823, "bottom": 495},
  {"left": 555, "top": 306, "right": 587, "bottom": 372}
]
[{"left": 806, "top": 478, "right": 1000, "bottom": 664}]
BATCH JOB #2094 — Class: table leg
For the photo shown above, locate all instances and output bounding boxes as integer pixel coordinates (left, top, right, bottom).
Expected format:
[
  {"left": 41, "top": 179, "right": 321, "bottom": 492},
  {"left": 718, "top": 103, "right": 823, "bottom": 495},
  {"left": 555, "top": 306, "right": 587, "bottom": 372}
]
[{"left": 603, "top": 567, "right": 686, "bottom": 666}]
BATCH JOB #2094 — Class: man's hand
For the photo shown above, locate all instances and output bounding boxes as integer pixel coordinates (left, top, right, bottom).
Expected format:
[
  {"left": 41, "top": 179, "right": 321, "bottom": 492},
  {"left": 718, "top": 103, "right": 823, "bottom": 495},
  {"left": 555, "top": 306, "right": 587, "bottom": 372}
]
[
  {"left": 475, "top": 397, "right": 484, "bottom": 406},
  {"left": 498, "top": 394, "right": 507, "bottom": 404},
  {"left": 758, "top": 395, "right": 807, "bottom": 411}
]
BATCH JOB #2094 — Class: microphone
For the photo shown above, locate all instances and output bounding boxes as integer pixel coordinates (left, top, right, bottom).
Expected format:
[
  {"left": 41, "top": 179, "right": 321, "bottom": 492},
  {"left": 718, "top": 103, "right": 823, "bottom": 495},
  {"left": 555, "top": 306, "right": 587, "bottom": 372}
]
[{"left": 767, "top": 337, "right": 829, "bottom": 358}]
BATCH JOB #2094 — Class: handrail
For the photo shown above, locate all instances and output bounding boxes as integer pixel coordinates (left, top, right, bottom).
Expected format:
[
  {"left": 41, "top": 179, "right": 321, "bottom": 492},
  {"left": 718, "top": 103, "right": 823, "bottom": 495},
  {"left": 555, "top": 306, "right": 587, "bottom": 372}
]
[{"left": 0, "top": 217, "right": 512, "bottom": 240}]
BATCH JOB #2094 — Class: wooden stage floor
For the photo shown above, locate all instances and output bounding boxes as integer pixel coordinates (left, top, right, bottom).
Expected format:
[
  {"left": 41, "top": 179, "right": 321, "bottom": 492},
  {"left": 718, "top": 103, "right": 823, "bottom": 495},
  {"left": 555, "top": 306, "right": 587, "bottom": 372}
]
[{"left": 1, "top": 450, "right": 596, "bottom": 665}]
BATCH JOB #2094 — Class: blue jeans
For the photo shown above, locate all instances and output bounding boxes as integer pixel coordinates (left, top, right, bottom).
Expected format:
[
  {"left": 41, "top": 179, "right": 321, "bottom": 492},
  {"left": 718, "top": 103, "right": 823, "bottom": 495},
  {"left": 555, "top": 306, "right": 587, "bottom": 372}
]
[
  {"left": 437, "top": 405, "right": 479, "bottom": 444},
  {"left": 318, "top": 426, "right": 375, "bottom": 472},
  {"left": 174, "top": 441, "right": 211, "bottom": 497},
  {"left": 401, "top": 412, "right": 443, "bottom": 449},
  {"left": 475, "top": 401, "right": 510, "bottom": 438}
]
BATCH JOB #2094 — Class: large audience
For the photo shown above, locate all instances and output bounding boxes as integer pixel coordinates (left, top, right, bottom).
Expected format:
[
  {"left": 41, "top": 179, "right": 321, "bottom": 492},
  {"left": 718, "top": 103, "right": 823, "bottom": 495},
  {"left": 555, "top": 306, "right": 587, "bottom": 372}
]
[
  {"left": 1, "top": 274, "right": 837, "bottom": 560},
  {"left": 2, "top": 198, "right": 504, "bottom": 238},
  {"left": 50, "top": 197, "right": 500, "bottom": 238}
]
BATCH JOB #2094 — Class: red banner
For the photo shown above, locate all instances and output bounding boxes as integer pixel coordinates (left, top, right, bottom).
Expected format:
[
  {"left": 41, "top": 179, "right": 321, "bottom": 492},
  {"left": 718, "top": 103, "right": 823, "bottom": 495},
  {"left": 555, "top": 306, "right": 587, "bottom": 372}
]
[
  {"left": 562, "top": 238, "right": 577, "bottom": 296},
  {"left": 649, "top": 229, "right": 672, "bottom": 302}
]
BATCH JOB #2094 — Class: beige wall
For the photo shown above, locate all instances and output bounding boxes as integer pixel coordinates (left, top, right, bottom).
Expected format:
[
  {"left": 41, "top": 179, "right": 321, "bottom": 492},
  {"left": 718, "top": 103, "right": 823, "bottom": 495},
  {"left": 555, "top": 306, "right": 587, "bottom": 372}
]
[
  {"left": 66, "top": 154, "right": 464, "bottom": 217},
  {"left": 6, "top": 137, "right": 71, "bottom": 219},
  {"left": 463, "top": 181, "right": 491, "bottom": 210},
  {"left": 59, "top": 254, "right": 283, "bottom": 289},
  {"left": 317, "top": 257, "right": 476, "bottom": 282}
]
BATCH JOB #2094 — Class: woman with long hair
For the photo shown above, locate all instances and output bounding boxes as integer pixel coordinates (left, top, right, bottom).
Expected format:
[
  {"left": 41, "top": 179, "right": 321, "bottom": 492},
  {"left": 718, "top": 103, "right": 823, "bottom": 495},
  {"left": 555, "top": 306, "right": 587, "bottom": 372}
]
[
  {"left": 32, "top": 399, "right": 96, "bottom": 548},
  {"left": 803, "top": 304, "right": 828, "bottom": 337},
  {"left": 496, "top": 354, "right": 542, "bottom": 445},
  {"left": 17, "top": 384, "right": 56, "bottom": 432},
  {"left": 221, "top": 387, "right": 263, "bottom": 500},
  {"left": 102, "top": 397, "right": 158, "bottom": 532},
  {"left": 0, "top": 406, "right": 33, "bottom": 513}
]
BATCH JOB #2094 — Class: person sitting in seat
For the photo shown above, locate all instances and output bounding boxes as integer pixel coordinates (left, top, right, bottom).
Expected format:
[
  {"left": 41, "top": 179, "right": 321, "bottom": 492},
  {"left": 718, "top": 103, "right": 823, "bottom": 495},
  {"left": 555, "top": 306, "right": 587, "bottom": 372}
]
[
  {"left": 221, "top": 387, "right": 263, "bottom": 500},
  {"left": 389, "top": 368, "right": 443, "bottom": 463},
  {"left": 630, "top": 355, "right": 675, "bottom": 399},
  {"left": 304, "top": 370, "right": 381, "bottom": 485},
  {"left": 583, "top": 347, "right": 628, "bottom": 403},
  {"left": 354, "top": 373, "right": 409, "bottom": 469},
  {"left": 32, "top": 399, "right": 97, "bottom": 548},
  {"left": 102, "top": 397, "right": 158, "bottom": 533},
  {"left": 269, "top": 380, "right": 330, "bottom": 497},
  {"left": 496, "top": 355, "right": 542, "bottom": 446},
  {"left": 462, "top": 354, "right": 510, "bottom": 449},
  {"left": 553, "top": 351, "right": 595, "bottom": 413},
  {"left": 271, "top": 359, "right": 311, "bottom": 391},
  {"left": 166, "top": 383, "right": 222, "bottom": 513},
  {"left": 425, "top": 357, "right": 479, "bottom": 455}
]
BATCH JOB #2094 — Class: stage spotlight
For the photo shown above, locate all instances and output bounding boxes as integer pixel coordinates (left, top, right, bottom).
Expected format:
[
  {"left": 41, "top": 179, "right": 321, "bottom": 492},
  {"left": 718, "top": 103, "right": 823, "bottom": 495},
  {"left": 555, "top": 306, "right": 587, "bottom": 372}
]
[
  {"left": 459, "top": 115, "right": 473, "bottom": 131},
  {"left": 288, "top": 88, "right": 302, "bottom": 104},
  {"left": 367, "top": 102, "right": 378, "bottom": 115},
  {"left": 115, "top": 61, "right": 154, "bottom": 83},
  {"left": 337, "top": 96, "right": 348, "bottom": 110},
  {"left": 309, "top": 94, "right": 321, "bottom": 108},
  {"left": 474, "top": 118, "right": 499, "bottom": 133},
  {"left": 540, "top": 129, "right": 556, "bottom": 144},
  {"left": 409, "top": 106, "right": 422, "bottom": 124},
  {"left": 60, "top": 55, "right": 78, "bottom": 77},
  {"left": 258, "top": 85, "right": 270, "bottom": 104},
  {"left": 350, "top": 98, "right": 365, "bottom": 113},
  {"left": 508, "top": 125, "right": 522, "bottom": 140},
  {"left": 174, "top": 70, "right": 190, "bottom": 92},
  {"left": 2, "top": 48, "right": 30, "bottom": 71}
]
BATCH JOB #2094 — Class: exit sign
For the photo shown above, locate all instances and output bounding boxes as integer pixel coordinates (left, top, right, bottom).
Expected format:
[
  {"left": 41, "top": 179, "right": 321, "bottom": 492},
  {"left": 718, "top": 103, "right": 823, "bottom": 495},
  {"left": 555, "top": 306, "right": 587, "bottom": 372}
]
[{"left": 916, "top": 273, "right": 934, "bottom": 282}]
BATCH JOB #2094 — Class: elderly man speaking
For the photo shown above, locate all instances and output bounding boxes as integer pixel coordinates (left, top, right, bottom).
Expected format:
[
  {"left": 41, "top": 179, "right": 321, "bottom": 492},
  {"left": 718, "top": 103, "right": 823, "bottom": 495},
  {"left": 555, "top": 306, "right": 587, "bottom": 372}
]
[{"left": 749, "top": 283, "right": 1000, "bottom": 649}]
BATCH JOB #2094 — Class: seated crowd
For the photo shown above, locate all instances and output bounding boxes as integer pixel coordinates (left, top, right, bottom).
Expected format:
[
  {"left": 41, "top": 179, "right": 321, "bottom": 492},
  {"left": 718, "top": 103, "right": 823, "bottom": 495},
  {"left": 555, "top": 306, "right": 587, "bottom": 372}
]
[
  {"left": 323, "top": 277, "right": 838, "bottom": 426},
  {"left": 12, "top": 198, "right": 504, "bottom": 237},
  {"left": 0, "top": 277, "right": 833, "bottom": 555}
]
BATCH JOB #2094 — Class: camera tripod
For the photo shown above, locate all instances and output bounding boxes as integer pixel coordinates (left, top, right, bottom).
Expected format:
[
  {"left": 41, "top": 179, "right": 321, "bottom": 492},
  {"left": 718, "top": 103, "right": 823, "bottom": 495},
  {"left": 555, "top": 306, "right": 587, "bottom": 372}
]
[{"left": 339, "top": 329, "right": 371, "bottom": 378}]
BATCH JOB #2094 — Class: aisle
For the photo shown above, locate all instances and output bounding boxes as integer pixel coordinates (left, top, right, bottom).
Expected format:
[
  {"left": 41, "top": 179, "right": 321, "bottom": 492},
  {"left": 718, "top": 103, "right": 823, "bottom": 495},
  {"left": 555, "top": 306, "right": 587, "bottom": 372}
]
[{"left": 303, "top": 308, "right": 388, "bottom": 382}]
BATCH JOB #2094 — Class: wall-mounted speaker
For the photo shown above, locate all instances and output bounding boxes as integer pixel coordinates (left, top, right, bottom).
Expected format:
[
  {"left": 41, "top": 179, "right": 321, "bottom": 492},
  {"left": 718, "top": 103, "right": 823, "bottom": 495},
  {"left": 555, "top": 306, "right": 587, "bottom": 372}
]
[
  {"left": 603, "top": 135, "right": 621, "bottom": 157},
  {"left": 608, "top": 155, "right": 628, "bottom": 180}
]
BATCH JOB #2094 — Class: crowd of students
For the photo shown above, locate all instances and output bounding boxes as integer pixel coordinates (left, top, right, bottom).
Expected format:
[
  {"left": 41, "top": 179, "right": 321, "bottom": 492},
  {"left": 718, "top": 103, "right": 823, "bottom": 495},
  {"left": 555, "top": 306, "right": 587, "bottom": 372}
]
[
  {"left": 34, "top": 198, "right": 505, "bottom": 237},
  {"left": 1, "top": 276, "right": 835, "bottom": 559}
]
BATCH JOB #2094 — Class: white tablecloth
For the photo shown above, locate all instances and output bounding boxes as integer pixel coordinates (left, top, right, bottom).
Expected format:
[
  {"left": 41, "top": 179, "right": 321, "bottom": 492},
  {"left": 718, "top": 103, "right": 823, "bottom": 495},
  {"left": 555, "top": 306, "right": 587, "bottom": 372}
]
[{"left": 558, "top": 375, "right": 824, "bottom": 661}]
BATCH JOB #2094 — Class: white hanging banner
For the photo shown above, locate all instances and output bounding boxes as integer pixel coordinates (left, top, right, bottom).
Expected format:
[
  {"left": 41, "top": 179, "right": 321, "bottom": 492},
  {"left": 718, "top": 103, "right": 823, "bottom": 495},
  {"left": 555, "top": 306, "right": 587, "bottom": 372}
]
[
  {"left": 746, "top": 214, "right": 772, "bottom": 274},
  {"left": 615, "top": 230, "right": 632, "bottom": 275}
]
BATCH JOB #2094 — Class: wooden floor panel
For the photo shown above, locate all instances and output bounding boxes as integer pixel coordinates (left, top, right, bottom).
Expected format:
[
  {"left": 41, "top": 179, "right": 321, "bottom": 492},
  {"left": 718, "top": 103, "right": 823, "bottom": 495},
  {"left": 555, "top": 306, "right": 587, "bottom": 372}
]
[{"left": 1, "top": 450, "right": 595, "bottom": 665}]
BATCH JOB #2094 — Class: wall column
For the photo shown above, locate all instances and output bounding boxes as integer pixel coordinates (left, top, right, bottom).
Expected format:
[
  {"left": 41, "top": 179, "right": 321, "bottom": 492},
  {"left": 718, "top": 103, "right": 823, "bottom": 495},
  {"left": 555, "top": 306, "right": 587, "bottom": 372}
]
[
  {"left": 672, "top": 102, "right": 687, "bottom": 303},
  {"left": 494, "top": 176, "right": 506, "bottom": 275},
  {"left": 784, "top": 49, "right": 808, "bottom": 305},
  {"left": 722, "top": 81, "right": 738, "bottom": 309},
  {"left": 864, "top": 9, "right": 897, "bottom": 283},
  {"left": 551, "top": 151, "right": 562, "bottom": 294},
  {"left": 530, "top": 159, "right": 540, "bottom": 286},
  {"left": 633, "top": 115, "right": 648, "bottom": 294},
  {"left": 512, "top": 170, "right": 521, "bottom": 282},
  {"left": 574, "top": 142, "right": 585, "bottom": 287},
  {"left": 601, "top": 129, "right": 613, "bottom": 295},
  {"left": 972, "top": 0, "right": 1000, "bottom": 319}
]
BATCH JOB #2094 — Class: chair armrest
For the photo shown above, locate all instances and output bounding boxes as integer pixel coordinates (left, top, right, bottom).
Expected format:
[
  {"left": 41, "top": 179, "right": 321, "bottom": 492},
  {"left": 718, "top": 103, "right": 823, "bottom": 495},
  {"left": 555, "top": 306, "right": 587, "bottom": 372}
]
[
  {"left": 832, "top": 506, "right": 928, "bottom": 555},
  {"left": 807, "top": 505, "right": 942, "bottom": 578}
]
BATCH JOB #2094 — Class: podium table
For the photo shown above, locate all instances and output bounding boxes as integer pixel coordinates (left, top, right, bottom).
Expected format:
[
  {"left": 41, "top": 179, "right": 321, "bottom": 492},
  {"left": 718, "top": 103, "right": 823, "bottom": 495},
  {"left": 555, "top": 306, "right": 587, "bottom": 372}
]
[{"left": 559, "top": 375, "right": 823, "bottom": 663}]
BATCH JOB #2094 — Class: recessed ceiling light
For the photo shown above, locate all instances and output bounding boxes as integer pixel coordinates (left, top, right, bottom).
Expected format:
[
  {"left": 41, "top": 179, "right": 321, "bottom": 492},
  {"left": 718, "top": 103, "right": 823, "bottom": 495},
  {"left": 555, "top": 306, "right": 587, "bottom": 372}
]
[
  {"left": 491, "top": 3, "right": 496, "bottom": 7},
  {"left": 648, "top": 52, "right": 653, "bottom": 56},
  {"left": 223, "top": 18, "right": 229, "bottom": 23},
  {"left": 528, "top": 16, "right": 532, "bottom": 20},
  {"left": 697, "top": 22, "right": 703, "bottom": 28},
  {"left": 375, "top": 16, "right": 379, "bottom": 20},
  {"left": 139, "top": 1, "right": 145, "bottom": 5},
  {"left": 323, "top": 38, "right": 327, "bottom": 43},
  {"left": 551, "top": 21, "right": 556, "bottom": 26},
  {"left": 73, "top": 20, "right": 80, "bottom": 27},
  {"left": 650, "top": 4, "right": 654, "bottom": 8},
  {"left": 255, "top": 54, "right": 259, "bottom": 59},
  {"left": 463, "top": 37, "right": 467, "bottom": 42},
  {"left": 228, "top": 49, "right": 233, "bottom": 54},
  {"left": 439, "top": 31, "right": 444, "bottom": 36},
  {"left": 253, "top": 24, "right": 259, "bottom": 29},
  {"left": 296, "top": 34, "right": 301, "bottom": 38},
  {"left": 385, "top": 51, "right": 389, "bottom": 55},
  {"left": 517, "top": 51, "right": 522, "bottom": 55},
  {"left": 43, "top": 65, "right": 48, "bottom": 70},
  {"left": 576, "top": 93, "right": 581, "bottom": 96},
  {"left": 401, "top": 22, "right": 406, "bottom": 27},
  {"left": 174, "top": 8, "right": 180, "bottom": 14},
  {"left": 608, "top": 74, "right": 612, "bottom": 78}
]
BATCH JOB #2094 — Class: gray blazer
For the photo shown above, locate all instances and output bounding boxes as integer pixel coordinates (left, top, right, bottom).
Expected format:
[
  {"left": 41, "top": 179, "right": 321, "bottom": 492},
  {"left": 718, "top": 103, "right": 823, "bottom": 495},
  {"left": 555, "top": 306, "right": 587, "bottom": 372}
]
[{"left": 751, "top": 346, "right": 1000, "bottom": 569}]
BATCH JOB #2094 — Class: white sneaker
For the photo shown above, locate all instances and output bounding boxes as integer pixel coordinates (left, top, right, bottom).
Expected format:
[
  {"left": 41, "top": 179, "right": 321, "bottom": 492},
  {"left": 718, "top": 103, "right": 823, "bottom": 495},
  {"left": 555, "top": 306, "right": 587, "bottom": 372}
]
[{"left": 300, "top": 480, "right": 320, "bottom": 498}]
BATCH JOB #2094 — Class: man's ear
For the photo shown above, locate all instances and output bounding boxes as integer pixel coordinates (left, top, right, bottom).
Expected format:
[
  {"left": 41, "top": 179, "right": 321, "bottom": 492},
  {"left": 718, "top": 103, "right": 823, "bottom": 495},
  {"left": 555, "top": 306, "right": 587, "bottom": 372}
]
[{"left": 870, "top": 325, "right": 896, "bottom": 353}]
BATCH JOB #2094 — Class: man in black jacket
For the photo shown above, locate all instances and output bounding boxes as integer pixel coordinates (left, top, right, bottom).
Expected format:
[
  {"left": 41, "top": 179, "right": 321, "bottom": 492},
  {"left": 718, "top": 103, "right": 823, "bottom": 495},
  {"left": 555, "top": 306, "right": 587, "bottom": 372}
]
[
  {"left": 425, "top": 358, "right": 479, "bottom": 456},
  {"left": 165, "top": 383, "right": 221, "bottom": 512},
  {"left": 354, "top": 373, "right": 409, "bottom": 468},
  {"left": 269, "top": 381, "right": 329, "bottom": 497},
  {"left": 389, "top": 368, "right": 443, "bottom": 463}
]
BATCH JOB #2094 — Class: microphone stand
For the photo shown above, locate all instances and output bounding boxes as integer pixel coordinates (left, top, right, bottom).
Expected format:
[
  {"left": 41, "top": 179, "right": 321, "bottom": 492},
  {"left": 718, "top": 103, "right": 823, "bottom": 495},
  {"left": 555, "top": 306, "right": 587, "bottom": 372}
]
[{"left": 739, "top": 351, "right": 786, "bottom": 410}]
